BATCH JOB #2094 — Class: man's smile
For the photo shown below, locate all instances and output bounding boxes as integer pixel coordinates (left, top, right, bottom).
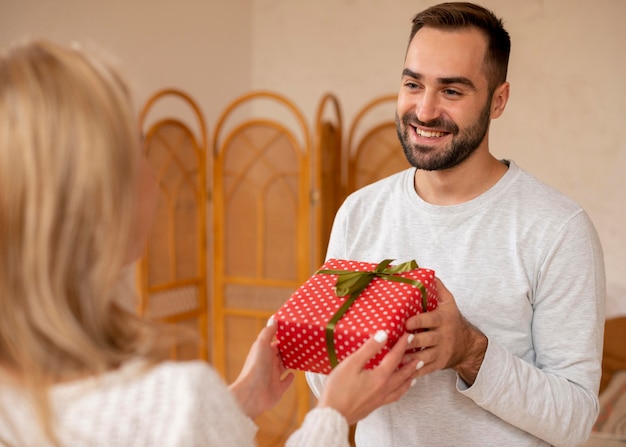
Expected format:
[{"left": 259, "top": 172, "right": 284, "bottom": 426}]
[{"left": 414, "top": 127, "right": 449, "bottom": 138}]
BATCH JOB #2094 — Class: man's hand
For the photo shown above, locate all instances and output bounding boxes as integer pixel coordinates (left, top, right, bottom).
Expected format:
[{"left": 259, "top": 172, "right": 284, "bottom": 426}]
[{"left": 403, "top": 277, "right": 488, "bottom": 385}]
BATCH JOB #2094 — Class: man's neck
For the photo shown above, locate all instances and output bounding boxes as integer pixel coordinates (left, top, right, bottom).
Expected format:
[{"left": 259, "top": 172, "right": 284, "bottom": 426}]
[{"left": 413, "top": 152, "right": 508, "bottom": 206}]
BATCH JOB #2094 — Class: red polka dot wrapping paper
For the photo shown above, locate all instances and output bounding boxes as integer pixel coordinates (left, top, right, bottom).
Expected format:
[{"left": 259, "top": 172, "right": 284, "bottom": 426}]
[{"left": 274, "top": 259, "right": 438, "bottom": 375}]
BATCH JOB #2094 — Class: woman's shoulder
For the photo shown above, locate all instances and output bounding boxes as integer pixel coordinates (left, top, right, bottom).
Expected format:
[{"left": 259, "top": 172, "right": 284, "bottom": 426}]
[
  {"left": 51, "top": 359, "right": 252, "bottom": 445},
  {"left": 116, "top": 359, "right": 229, "bottom": 403},
  {"left": 48, "top": 359, "right": 229, "bottom": 416},
  {"left": 142, "top": 359, "right": 222, "bottom": 384}
]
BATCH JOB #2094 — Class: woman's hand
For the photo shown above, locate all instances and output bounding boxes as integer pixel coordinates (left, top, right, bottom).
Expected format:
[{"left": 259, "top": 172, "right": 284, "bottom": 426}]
[
  {"left": 229, "top": 319, "right": 294, "bottom": 419},
  {"left": 317, "top": 330, "right": 420, "bottom": 425}
]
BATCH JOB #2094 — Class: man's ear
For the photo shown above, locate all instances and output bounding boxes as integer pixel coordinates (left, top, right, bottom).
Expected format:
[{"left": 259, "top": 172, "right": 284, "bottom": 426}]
[{"left": 490, "top": 81, "right": 510, "bottom": 119}]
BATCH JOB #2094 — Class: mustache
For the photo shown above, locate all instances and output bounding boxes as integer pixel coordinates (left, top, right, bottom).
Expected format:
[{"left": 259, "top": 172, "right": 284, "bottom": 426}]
[{"left": 398, "top": 112, "right": 458, "bottom": 134}]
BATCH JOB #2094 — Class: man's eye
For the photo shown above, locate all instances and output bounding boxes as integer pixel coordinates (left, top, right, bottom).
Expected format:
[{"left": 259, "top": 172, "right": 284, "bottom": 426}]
[{"left": 443, "top": 89, "right": 461, "bottom": 96}]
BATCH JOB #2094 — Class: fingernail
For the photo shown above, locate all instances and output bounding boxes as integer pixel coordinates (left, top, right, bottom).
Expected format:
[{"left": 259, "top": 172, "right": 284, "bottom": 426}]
[
  {"left": 266, "top": 316, "right": 276, "bottom": 327},
  {"left": 407, "top": 334, "right": 415, "bottom": 344},
  {"left": 410, "top": 378, "right": 418, "bottom": 387},
  {"left": 416, "top": 360, "right": 425, "bottom": 371},
  {"left": 374, "top": 330, "right": 388, "bottom": 343}
]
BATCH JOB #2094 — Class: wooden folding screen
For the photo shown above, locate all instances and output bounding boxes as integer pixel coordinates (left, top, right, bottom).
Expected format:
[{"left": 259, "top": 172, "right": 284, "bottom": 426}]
[
  {"left": 312, "top": 93, "right": 343, "bottom": 267},
  {"left": 135, "top": 87, "right": 405, "bottom": 445},
  {"left": 212, "top": 91, "right": 312, "bottom": 446},
  {"left": 136, "top": 88, "right": 209, "bottom": 361},
  {"left": 346, "top": 94, "right": 409, "bottom": 194}
]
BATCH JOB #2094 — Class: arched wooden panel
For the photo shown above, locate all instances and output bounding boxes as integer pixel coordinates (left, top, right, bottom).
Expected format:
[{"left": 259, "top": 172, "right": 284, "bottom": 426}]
[
  {"left": 346, "top": 94, "right": 409, "bottom": 194},
  {"left": 313, "top": 93, "right": 343, "bottom": 267},
  {"left": 212, "top": 91, "right": 312, "bottom": 446},
  {"left": 137, "top": 88, "right": 209, "bottom": 361}
]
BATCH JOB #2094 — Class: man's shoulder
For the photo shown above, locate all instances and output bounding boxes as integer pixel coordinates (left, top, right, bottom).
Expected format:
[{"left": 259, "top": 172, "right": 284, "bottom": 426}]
[
  {"left": 507, "top": 161, "right": 583, "bottom": 216},
  {"left": 345, "top": 168, "right": 413, "bottom": 201}
]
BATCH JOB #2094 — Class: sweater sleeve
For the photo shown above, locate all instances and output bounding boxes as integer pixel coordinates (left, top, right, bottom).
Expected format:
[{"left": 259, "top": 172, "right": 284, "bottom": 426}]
[
  {"left": 286, "top": 407, "right": 350, "bottom": 447},
  {"left": 458, "top": 210, "right": 606, "bottom": 447}
]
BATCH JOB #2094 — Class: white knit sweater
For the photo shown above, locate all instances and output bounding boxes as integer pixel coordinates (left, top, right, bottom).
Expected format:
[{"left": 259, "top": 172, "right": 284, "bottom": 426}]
[{"left": 0, "top": 360, "right": 348, "bottom": 446}]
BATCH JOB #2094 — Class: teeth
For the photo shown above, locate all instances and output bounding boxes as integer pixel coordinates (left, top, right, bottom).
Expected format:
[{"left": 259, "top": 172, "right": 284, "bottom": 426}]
[{"left": 415, "top": 128, "right": 445, "bottom": 138}]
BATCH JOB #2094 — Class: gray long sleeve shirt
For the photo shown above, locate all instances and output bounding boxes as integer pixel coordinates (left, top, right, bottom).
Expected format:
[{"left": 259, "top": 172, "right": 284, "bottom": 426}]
[{"left": 307, "top": 160, "right": 606, "bottom": 446}]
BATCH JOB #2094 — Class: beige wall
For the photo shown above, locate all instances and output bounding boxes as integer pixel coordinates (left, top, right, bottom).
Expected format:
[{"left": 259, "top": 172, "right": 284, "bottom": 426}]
[
  {"left": 2, "top": 0, "right": 625, "bottom": 316},
  {"left": 0, "top": 0, "right": 253, "bottom": 126}
]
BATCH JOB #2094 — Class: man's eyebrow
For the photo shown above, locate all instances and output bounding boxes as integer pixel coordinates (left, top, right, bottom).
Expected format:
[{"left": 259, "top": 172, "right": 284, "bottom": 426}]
[
  {"left": 440, "top": 76, "right": 476, "bottom": 90},
  {"left": 401, "top": 69, "right": 476, "bottom": 90},
  {"left": 402, "top": 68, "right": 420, "bottom": 79}
]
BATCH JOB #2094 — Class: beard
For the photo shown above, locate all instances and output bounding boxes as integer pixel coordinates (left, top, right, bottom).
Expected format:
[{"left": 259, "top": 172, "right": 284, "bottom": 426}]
[{"left": 395, "top": 99, "right": 491, "bottom": 171}]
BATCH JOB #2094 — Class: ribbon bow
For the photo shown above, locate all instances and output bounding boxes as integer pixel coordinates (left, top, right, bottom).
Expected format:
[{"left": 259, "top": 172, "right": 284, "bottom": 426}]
[{"left": 316, "top": 259, "right": 428, "bottom": 369}]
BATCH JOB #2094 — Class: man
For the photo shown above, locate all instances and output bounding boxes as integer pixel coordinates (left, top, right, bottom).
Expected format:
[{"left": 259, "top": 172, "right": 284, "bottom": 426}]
[{"left": 307, "top": 3, "right": 605, "bottom": 446}]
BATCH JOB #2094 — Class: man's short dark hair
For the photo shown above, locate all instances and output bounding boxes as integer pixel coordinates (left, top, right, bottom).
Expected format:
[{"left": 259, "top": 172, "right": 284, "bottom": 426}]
[{"left": 409, "top": 2, "right": 511, "bottom": 92}]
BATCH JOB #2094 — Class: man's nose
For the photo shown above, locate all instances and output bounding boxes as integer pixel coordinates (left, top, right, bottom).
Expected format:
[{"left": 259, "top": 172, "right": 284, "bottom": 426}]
[{"left": 415, "top": 91, "right": 441, "bottom": 124}]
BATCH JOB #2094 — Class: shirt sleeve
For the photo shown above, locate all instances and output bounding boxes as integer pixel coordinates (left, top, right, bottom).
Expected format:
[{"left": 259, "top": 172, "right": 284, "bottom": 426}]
[
  {"left": 305, "top": 371, "right": 327, "bottom": 399},
  {"left": 458, "top": 210, "right": 606, "bottom": 447}
]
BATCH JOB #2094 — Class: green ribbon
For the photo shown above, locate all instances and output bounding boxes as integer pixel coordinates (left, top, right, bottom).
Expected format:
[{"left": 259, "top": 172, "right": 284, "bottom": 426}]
[{"left": 316, "top": 259, "right": 428, "bottom": 369}]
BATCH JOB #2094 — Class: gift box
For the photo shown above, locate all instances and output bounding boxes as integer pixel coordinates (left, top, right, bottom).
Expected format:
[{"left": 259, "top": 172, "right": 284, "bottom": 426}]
[{"left": 274, "top": 259, "right": 437, "bottom": 375}]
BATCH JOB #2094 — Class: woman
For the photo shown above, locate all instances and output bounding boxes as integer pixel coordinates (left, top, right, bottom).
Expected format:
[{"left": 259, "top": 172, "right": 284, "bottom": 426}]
[{"left": 0, "top": 40, "right": 420, "bottom": 446}]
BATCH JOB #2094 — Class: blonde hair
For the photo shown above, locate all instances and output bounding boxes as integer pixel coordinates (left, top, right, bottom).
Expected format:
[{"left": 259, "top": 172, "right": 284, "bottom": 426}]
[{"left": 0, "top": 39, "right": 162, "bottom": 443}]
